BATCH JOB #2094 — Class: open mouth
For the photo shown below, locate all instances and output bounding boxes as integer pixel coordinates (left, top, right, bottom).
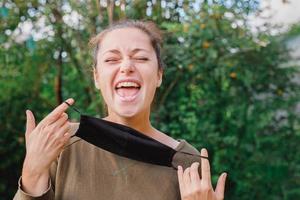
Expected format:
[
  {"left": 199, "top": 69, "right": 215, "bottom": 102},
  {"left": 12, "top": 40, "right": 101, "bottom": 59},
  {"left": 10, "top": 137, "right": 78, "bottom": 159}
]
[{"left": 115, "top": 81, "right": 141, "bottom": 101}]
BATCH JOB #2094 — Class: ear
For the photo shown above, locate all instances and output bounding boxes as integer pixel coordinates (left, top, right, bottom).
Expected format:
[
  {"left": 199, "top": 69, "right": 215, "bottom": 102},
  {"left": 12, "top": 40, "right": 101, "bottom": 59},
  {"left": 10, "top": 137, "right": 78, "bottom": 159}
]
[
  {"left": 93, "top": 68, "right": 100, "bottom": 89},
  {"left": 156, "top": 69, "right": 163, "bottom": 87}
]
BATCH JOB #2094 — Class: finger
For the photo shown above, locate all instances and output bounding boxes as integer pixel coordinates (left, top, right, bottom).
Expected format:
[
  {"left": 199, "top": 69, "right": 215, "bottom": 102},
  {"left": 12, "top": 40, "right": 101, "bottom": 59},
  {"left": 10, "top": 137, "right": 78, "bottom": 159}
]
[
  {"left": 39, "top": 98, "right": 74, "bottom": 126},
  {"left": 183, "top": 167, "right": 191, "bottom": 186},
  {"left": 53, "top": 122, "right": 70, "bottom": 139},
  {"left": 55, "top": 132, "right": 72, "bottom": 150},
  {"left": 201, "top": 148, "right": 212, "bottom": 186},
  {"left": 60, "top": 132, "right": 72, "bottom": 146},
  {"left": 177, "top": 166, "right": 185, "bottom": 195},
  {"left": 43, "top": 113, "right": 68, "bottom": 136},
  {"left": 190, "top": 162, "right": 201, "bottom": 189},
  {"left": 25, "top": 110, "right": 36, "bottom": 135},
  {"left": 52, "top": 113, "right": 68, "bottom": 128},
  {"left": 215, "top": 173, "right": 227, "bottom": 200}
]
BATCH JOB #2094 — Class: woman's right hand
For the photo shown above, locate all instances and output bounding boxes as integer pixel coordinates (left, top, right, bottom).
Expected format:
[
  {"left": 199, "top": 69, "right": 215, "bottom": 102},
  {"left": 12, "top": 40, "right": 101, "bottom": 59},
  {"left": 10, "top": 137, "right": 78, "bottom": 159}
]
[{"left": 21, "top": 98, "right": 74, "bottom": 196}]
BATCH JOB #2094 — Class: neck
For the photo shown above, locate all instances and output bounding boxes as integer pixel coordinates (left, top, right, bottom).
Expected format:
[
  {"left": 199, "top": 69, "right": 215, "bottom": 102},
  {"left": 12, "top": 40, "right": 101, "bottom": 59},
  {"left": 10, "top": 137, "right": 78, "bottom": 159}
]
[
  {"left": 104, "top": 108, "right": 180, "bottom": 150},
  {"left": 104, "top": 109, "right": 154, "bottom": 135}
]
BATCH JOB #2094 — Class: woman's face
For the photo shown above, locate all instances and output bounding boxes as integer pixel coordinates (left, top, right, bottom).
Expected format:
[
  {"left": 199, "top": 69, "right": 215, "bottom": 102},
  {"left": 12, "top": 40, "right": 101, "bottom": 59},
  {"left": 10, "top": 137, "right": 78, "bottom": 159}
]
[{"left": 94, "top": 28, "right": 162, "bottom": 118}]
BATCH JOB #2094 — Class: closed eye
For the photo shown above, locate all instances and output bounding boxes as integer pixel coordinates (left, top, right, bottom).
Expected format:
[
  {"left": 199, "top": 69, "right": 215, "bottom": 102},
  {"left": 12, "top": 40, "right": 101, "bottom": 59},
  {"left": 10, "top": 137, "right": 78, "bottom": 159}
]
[
  {"left": 134, "top": 57, "right": 149, "bottom": 61},
  {"left": 105, "top": 58, "right": 120, "bottom": 63}
]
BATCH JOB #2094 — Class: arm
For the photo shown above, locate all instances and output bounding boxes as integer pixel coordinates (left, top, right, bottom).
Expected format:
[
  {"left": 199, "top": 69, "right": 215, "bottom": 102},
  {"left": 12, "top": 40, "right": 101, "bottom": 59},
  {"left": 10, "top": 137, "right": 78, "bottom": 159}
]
[
  {"left": 13, "top": 177, "right": 54, "bottom": 200},
  {"left": 13, "top": 99, "right": 74, "bottom": 199}
]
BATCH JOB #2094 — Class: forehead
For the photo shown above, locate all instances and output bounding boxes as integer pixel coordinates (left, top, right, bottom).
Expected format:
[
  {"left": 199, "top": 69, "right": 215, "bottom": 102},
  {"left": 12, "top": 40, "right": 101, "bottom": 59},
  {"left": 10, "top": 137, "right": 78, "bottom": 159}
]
[{"left": 99, "top": 28, "right": 153, "bottom": 53}]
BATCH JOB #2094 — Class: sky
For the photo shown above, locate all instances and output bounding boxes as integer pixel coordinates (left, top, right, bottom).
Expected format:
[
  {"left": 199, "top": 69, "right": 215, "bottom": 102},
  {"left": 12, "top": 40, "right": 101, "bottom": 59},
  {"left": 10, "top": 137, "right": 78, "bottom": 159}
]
[
  {"left": 261, "top": 0, "right": 300, "bottom": 25},
  {"left": 249, "top": 0, "right": 300, "bottom": 33},
  {"left": 6, "top": 0, "right": 300, "bottom": 44}
]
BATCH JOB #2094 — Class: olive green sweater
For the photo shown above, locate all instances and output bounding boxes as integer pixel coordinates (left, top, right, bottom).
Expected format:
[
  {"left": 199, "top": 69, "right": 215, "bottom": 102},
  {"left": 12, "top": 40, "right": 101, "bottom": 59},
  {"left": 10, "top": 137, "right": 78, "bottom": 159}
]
[{"left": 14, "top": 137, "right": 200, "bottom": 200}]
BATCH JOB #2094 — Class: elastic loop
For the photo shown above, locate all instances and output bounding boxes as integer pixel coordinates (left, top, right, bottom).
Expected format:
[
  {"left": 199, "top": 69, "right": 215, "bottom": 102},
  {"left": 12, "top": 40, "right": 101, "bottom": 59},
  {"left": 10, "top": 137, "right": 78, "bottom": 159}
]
[
  {"left": 178, "top": 151, "right": 209, "bottom": 160},
  {"left": 64, "top": 101, "right": 81, "bottom": 114}
]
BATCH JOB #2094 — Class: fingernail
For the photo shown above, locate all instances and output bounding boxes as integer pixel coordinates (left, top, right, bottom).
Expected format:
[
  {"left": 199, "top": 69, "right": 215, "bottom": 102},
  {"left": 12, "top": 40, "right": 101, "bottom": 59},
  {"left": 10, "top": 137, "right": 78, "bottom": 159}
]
[
  {"left": 223, "top": 173, "right": 227, "bottom": 179},
  {"left": 64, "top": 99, "right": 75, "bottom": 107},
  {"left": 201, "top": 148, "right": 208, "bottom": 156},
  {"left": 66, "top": 98, "right": 74, "bottom": 104},
  {"left": 178, "top": 165, "right": 182, "bottom": 170}
]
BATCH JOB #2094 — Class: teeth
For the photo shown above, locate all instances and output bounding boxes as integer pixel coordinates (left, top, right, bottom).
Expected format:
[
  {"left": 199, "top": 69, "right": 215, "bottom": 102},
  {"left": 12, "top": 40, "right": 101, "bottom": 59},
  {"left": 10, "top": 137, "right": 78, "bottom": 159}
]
[{"left": 116, "top": 81, "right": 140, "bottom": 88}]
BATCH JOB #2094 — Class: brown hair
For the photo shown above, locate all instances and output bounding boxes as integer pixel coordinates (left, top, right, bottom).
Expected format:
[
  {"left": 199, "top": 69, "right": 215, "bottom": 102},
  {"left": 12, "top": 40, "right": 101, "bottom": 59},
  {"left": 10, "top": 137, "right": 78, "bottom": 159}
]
[{"left": 89, "top": 20, "right": 164, "bottom": 70}]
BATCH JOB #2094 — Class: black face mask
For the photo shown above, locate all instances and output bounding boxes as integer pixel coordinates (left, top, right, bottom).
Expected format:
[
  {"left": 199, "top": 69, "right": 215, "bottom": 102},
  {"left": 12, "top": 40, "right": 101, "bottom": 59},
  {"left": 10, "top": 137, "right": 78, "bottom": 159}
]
[{"left": 65, "top": 102, "right": 207, "bottom": 169}]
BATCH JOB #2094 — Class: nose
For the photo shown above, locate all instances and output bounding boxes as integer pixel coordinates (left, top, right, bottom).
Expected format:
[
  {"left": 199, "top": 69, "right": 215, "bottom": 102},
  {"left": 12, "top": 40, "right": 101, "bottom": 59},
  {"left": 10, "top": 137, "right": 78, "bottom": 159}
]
[{"left": 120, "top": 58, "right": 135, "bottom": 74}]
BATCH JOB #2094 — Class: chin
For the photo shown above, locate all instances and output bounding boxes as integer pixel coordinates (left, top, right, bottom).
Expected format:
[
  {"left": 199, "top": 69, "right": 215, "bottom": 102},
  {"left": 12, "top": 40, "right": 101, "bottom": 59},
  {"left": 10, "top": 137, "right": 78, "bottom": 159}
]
[{"left": 114, "top": 106, "right": 141, "bottom": 119}]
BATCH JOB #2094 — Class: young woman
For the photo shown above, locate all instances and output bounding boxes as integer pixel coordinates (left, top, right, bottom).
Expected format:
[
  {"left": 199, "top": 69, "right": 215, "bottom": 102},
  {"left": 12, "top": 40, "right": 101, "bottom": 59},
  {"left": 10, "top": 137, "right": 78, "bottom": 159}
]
[{"left": 14, "top": 20, "right": 227, "bottom": 200}]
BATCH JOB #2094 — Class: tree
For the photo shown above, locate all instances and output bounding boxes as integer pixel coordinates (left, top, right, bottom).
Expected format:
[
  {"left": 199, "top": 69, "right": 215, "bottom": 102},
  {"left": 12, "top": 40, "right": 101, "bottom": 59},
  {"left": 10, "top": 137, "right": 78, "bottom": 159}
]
[{"left": 1, "top": 0, "right": 299, "bottom": 199}]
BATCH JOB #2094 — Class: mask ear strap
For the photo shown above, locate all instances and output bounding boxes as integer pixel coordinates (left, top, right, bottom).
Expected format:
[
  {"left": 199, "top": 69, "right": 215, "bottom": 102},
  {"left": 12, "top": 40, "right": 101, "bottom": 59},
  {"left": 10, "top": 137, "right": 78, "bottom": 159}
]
[
  {"left": 64, "top": 101, "right": 82, "bottom": 114},
  {"left": 64, "top": 101, "right": 82, "bottom": 138},
  {"left": 178, "top": 151, "right": 209, "bottom": 159}
]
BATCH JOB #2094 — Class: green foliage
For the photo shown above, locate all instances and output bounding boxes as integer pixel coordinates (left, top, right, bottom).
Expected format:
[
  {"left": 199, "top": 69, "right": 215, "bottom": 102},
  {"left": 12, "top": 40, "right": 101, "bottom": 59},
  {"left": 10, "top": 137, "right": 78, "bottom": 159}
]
[{"left": 1, "top": 1, "right": 299, "bottom": 199}]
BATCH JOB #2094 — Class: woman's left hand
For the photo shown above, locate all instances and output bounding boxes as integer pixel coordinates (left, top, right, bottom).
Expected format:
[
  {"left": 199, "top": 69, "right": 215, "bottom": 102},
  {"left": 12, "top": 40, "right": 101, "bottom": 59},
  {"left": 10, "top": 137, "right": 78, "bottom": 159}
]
[{"left": 177, "top": 148, "right": 227, "bottom": 200}]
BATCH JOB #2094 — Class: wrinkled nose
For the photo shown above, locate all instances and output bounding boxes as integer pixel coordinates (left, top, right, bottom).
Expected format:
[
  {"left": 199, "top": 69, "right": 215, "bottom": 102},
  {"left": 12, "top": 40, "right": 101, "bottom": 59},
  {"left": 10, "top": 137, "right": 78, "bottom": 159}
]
[{"left": 120, "top": 58, "right": 135, "bottom": 74}]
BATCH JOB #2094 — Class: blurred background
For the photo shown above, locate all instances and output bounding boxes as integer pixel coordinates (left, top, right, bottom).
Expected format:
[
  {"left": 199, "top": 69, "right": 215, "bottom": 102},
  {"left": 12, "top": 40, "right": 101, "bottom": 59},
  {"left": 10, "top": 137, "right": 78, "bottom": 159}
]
[{"left": 1, "top": 0, "right": 300, "bottom": 199}]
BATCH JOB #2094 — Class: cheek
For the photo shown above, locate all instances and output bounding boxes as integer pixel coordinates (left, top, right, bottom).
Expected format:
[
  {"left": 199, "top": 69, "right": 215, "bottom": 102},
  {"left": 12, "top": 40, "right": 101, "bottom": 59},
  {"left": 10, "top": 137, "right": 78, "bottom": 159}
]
[
  {"left": 98, "top": 66, "right": 114, "bottom": 85},
  {"left": 143, "top": 69, "right": 160, "bottom": 93},
  {"left": 97, "top": 68, "right": 114, "bottom": 98}
]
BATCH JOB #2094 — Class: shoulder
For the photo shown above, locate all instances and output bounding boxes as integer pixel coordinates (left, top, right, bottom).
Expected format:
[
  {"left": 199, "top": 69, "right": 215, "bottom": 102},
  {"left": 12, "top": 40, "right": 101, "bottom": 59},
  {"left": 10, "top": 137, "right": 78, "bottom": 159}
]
[{"left": 172, "top": 140, "right": 201, "bottom": 170}]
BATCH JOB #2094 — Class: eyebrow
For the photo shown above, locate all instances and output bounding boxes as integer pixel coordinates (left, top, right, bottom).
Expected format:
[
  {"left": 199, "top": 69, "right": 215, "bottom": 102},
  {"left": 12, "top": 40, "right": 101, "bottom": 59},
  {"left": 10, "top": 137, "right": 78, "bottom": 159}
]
[{"left": 103, "top": 48, "right": 150, "bottom": 55}]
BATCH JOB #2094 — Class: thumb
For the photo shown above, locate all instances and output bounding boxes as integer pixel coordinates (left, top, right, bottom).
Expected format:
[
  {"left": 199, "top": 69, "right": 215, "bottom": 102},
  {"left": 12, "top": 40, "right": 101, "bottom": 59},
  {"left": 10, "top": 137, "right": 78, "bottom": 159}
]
[{"left": 25, "top": 110, "right": 36, "bottom": 135}]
